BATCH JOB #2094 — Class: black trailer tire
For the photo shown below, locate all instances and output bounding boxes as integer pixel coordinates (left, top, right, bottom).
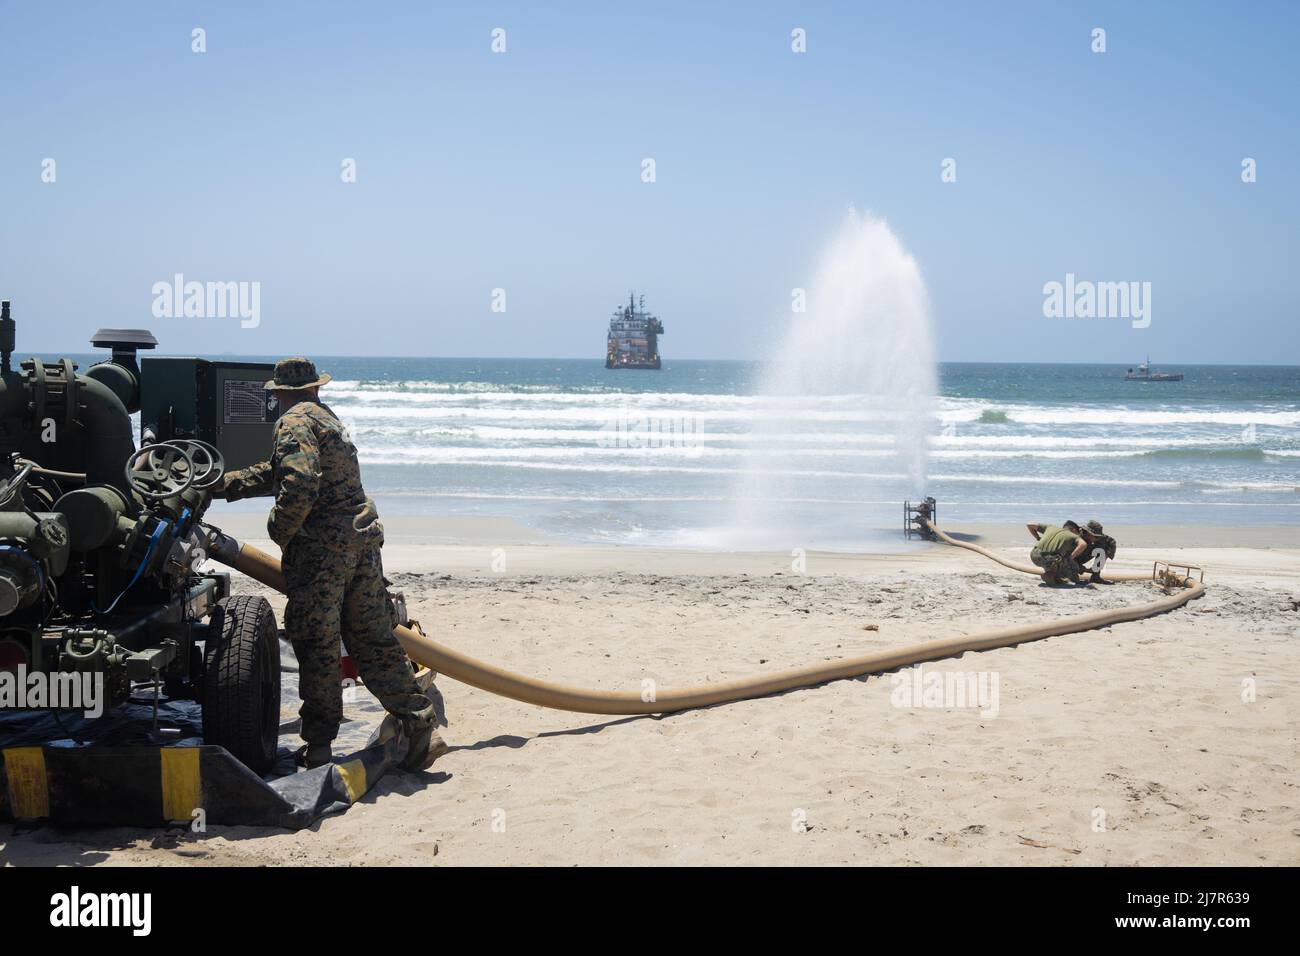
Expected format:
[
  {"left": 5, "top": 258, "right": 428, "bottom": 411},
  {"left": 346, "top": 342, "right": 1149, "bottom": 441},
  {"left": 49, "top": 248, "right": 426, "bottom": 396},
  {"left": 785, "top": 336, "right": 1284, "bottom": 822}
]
[{"left": 202, "top": 596, "right": 280, "bottom": 774}]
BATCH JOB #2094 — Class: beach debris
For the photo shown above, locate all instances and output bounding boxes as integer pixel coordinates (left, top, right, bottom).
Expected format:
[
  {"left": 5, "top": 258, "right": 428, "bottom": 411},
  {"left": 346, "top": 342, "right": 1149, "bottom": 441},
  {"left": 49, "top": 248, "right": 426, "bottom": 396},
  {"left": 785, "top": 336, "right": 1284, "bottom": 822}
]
[
  {"left": 1017, "top": 835, "right": 1081, "bottom": 855},
  {"left": 861, "top": 624, "right": 879, "bottom": 631}
]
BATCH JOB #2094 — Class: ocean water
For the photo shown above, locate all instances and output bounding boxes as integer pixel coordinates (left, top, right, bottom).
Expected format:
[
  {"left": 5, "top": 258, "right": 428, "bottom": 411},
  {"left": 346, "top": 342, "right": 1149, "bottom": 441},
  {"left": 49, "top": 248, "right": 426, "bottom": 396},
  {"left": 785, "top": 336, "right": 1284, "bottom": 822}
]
[{"left": 268, "top": 357, "right": 1299, "bottom": 548}]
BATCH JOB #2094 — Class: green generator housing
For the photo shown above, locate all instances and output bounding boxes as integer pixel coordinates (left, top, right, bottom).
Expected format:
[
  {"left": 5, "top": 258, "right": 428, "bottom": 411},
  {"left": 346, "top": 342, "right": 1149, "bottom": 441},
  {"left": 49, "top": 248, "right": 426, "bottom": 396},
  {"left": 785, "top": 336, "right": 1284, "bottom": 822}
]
[{"left": 139, "top": 358, "right": 278, "bottom": 471}]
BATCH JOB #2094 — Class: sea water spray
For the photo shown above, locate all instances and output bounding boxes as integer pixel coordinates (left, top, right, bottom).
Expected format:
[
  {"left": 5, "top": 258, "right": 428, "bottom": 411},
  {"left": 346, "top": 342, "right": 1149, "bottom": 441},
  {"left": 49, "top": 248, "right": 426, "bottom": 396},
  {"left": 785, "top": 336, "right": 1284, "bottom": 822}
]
[{"left": 730, "top": 209, "right": 937, "bottom": 549}]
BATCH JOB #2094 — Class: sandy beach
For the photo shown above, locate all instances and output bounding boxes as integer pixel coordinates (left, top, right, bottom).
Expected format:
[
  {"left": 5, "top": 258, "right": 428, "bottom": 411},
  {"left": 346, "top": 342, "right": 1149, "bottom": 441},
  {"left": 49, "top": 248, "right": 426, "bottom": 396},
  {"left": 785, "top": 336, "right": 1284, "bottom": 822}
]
[{"left": 3, "top": 513, "right": 1296, "bottom": 867}]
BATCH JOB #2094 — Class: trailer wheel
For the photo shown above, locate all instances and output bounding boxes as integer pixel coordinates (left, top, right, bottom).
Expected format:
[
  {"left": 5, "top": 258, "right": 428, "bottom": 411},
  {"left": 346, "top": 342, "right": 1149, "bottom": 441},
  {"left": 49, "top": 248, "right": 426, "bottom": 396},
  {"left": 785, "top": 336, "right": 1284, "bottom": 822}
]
[{"left": 202, "top": 596, "right": 280, "bottom": 774}]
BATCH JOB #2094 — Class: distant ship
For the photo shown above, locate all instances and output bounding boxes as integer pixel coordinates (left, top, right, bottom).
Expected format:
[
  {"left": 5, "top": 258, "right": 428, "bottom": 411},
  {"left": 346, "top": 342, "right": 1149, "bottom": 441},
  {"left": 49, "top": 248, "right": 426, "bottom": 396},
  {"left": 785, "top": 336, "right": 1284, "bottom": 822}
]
[
  {"left": 1125, "top": 357, "right": 1183, "bottom": 381},
  {"left": 605, "top": 292, "right": 663, "bottom": 370}
]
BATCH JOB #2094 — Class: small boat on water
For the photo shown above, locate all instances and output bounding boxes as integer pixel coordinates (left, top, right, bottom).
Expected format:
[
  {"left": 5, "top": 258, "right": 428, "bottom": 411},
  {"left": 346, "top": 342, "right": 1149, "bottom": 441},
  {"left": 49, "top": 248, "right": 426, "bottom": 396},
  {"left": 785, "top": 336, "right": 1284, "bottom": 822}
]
[{"left": 1124, "top": 357, "right": 1183, "bottom": 381}]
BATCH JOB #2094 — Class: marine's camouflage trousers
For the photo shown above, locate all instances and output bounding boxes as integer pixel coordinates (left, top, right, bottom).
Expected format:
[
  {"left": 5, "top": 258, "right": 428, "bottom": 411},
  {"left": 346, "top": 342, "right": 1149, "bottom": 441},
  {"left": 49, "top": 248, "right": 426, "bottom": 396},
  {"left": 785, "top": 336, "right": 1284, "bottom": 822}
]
[
  {"left": 1030, "top": 546, "right": 1082, "bottom": 582},
  {"left": 282, "top": 533, "right": 432, "bottom": 745}
]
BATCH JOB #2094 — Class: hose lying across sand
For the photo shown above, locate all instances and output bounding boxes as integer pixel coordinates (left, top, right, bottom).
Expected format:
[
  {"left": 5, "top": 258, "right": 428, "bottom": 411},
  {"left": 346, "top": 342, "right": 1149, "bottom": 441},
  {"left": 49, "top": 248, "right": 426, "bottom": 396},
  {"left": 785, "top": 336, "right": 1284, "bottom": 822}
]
[{"left": 208, "top": 522, "right": 1204, "bottom": 716}]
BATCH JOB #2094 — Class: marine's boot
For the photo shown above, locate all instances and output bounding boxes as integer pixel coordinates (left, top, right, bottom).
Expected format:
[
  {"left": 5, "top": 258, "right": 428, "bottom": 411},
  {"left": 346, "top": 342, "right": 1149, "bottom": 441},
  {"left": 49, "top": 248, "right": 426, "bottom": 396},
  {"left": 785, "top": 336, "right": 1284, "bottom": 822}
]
[
  {"left": 1040, "top": 554, "right": 1065, "bottom": 586},
  {"left": 297, "top": 742, "right": 332, "bottom": 769},
  {"left": 398, "top": 704, "right": 448, "bottom": 772}
]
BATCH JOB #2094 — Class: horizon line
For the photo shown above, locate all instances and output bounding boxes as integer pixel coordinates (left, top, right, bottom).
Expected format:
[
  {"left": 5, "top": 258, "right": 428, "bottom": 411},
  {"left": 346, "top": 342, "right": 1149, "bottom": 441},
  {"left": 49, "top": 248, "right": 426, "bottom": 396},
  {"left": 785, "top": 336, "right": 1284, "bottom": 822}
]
[{"left": 23, "top": 350, "right": 1300, "bottom": 369}]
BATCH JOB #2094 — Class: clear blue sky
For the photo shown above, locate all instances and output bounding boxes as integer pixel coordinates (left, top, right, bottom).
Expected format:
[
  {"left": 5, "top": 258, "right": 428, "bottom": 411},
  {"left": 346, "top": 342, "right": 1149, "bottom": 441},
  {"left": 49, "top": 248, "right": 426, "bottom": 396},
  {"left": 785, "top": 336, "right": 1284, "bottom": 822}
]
[{"left": 1, "top": 1, "right": 1296, "bottom": 363}]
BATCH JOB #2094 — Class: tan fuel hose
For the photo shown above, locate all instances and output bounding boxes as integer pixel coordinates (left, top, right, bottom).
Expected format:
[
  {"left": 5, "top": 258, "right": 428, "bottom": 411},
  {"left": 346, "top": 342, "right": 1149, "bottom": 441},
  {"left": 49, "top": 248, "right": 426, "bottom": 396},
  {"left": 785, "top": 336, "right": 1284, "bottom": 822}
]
[
  {"left": 924, "top": 520, "right": 1162, "bottom": 582},
  {"left": 206, "top": 524, "right": 1203, "bottom": 716}
]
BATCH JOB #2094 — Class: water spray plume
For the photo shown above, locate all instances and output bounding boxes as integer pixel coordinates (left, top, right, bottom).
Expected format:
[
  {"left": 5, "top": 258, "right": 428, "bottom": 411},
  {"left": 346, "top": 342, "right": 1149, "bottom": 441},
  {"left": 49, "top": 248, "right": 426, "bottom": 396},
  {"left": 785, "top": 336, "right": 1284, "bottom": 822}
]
[{"left": 733, "top": 209, "right": 937, "bottom": 548}]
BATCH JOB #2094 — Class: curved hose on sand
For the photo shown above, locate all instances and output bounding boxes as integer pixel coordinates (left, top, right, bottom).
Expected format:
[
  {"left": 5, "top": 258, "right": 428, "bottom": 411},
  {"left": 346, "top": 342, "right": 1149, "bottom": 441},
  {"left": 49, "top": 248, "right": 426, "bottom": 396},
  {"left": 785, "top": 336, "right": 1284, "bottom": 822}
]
[
  {"left": 208, "top": 525, "right": 1203, "bottom": 716},
  {"left": 924, "top": 520, "right": 1160, "bottom": 582}
]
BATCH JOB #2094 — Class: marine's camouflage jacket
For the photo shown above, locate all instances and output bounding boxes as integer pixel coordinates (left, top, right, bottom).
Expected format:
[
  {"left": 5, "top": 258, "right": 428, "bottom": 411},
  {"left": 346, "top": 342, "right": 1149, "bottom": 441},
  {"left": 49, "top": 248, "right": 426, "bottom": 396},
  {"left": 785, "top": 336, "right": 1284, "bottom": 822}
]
[{"left": 223, "top": 400, "right": 382, "bottom": 548}]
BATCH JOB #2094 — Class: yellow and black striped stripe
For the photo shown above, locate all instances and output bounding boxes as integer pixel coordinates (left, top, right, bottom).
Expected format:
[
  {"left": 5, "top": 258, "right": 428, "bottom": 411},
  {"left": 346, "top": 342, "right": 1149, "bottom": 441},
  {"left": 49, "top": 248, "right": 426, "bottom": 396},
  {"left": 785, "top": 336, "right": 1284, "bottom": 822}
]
[{"left": 0, "top": 740, "right": 394, "bottom": 829}]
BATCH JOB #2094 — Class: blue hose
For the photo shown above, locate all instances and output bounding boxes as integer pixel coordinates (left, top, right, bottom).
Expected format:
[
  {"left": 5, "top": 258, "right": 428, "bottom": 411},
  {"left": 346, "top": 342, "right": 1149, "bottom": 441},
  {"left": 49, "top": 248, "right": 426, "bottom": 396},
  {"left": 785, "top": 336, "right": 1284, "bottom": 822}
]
[{"left": 92, "top": 520, "right": 169, "bottom": 615}]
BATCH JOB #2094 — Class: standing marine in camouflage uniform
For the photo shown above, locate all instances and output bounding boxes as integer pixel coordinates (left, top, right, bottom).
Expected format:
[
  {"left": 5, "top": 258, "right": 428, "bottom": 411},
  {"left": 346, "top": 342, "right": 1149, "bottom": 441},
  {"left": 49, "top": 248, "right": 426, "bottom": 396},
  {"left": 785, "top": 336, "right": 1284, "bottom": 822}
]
[{"left": 216, "top": 358, "right": 444, "bottom": 770}]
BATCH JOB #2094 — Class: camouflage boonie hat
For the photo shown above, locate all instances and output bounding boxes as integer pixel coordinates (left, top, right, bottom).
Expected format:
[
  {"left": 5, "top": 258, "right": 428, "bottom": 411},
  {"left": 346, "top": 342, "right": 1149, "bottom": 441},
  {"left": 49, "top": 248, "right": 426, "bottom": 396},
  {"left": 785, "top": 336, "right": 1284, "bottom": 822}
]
[
  {"left": 265, "top": 357, "right": 331, "bottom": 391},
  {"left": 1087, "top": 519, "right": 1104, "bottom": 534}
]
